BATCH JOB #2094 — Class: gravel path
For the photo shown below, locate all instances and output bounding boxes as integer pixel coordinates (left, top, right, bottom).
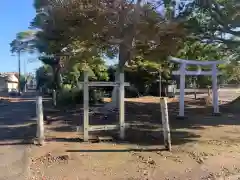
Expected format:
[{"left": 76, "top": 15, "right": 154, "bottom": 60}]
[{"left": 176, "top": 88, "right": 239, "bottom": 102}]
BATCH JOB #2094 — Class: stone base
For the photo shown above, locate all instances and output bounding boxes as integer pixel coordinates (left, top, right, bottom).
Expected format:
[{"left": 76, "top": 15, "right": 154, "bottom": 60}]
[{"left": 176, "top": 116, "right": 187, "bottom": 120}]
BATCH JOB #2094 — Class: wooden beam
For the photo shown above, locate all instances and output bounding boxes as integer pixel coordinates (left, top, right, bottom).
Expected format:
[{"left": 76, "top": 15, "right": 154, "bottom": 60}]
[
  {"left": 88, "top": 125, "right": 119, "bottom": 131},
  {"left": 78, "top": 81, "right": 130, "bottom": 87},
  {"left": 172, "top": 70, "right": 222, "bottom": 76}
]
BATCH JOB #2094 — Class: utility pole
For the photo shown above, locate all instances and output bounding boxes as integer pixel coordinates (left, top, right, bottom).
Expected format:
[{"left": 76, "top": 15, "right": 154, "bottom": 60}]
[
  {"left": 24, "top": 59, "right": 27, "bottom": 92},
  {"left": 18, "top": 50, "right": 21, "bottom": 95}
]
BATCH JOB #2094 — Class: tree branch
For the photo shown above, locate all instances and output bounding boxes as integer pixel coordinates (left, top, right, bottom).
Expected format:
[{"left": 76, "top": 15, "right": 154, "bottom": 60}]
[{"left": 207, "top": 0, "right": 240, "bottom": 37}]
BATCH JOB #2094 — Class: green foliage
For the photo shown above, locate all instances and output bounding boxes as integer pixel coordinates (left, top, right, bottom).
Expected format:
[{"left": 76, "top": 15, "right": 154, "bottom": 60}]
[
  {"left": 57, "top": 87, "right": 104, "bottom": 106},
  {"left": 36, "top": 65, "right": 54, "bottom": 90},
  {"left": 19, "top": 75, "right": 27, "bottom": 91},
  {"left": 177, "top": 41, "right": 224, "bottom": 62},
  {"left": 221, "top": 58, "right": 240, "bottom": 84},
  {"left": 61, "top": 56, "right": 109, "bottom": 87},
  {"left": 57, "top": 88, "right": 82, "bottom": 106},
  {"left": 187, "top": 0, "right": 239, "bottom": 48},
  {"left": 11, "top": 0, "right": 240, "bottom": 98},
  {"left": 38, "top": 55, "right": 62, "bottom": 90},
  {"left": 29, "top": 0, "right": 191, "bottom": 73},
  {"left": 122, "top": 57, "right": 171, "bottom": 95},
  {"left": 125, "top": 58, "right": 159, "bottom": 94},
  {"left": 10, "top": 30, "right": 36, "bottom": 53},
  {"left": 176, "top": 40, "right": 232, "bottom": 87},
  {"left": 182, "top": 0, "right": 240, "bottom": 85}
]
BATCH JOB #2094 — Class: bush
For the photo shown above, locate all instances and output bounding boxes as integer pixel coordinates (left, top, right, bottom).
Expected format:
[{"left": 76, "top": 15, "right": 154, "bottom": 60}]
[
  {"left": 125, "top": 86, "right": 140, "bottom": 98},
  {"left": 57, "top": 89, "right": 80, "bottom": 106},
  {"left": 62, "top": 84, "right": 72, "bottom": 91},
  {"left": 89, "top": 88, "right": 106, "bottom": 104},
  {"left": 57, "top": 86, "right": 105, "bottom": 106}
]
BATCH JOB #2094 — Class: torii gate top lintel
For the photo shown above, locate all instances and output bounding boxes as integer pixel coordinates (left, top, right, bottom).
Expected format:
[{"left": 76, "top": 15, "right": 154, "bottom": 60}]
[{"left": 169, "top": 56, "right": 225, "bottom": 66}]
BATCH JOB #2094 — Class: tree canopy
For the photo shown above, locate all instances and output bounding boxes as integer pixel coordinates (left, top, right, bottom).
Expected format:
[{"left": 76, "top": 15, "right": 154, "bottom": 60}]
[{"left": 11, "top": 0, "right": 240, "bottom": 93}]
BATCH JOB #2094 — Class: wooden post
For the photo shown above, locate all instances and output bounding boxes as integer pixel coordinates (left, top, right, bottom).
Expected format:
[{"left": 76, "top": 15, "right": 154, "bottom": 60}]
[
  {"left": 194, "top": 89, "right": 197, "bottom": 100},
  {"left": 159, "top": 72, "right": 162, "bottom": 97},
  {"left": 83, "top": 71, "right": 89, "bottom": 141},
  {"left": 111, "top": 72, "right": 119, "bottom": 108},
  {"left": 36, "top": 96, "right": 44, "bottom": 146},
  {"left": 212, "top": 64, "right": 219, "bottom": 114},
  {"left": 52, "top": 89, "right": 57, "bottom": 107},
  {"left": 119, "top": 73, "right": 125, "bottom": 140},
  {"left": 160, "top": 97, "right": 171, "bottom": 151},
  {"left": 111, "top": 73, "right": 117, "bottom": 108},
  {"left": 36, "top": 96, "right": 38, "bottom": 117},
  {"left": 193, "top": 78, "right": 197, "bottom": 100},
  {"left": 179, "top": 63, "right": 186, "bottom": 118},
  {"left": 207, "top": 86, "right": 211, "bottom": 96}
]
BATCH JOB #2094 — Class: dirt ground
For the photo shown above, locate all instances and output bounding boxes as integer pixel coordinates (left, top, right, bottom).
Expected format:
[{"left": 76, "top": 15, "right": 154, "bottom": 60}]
[{"left": 29, "top": 96, "right": 240, "bottom": 180}]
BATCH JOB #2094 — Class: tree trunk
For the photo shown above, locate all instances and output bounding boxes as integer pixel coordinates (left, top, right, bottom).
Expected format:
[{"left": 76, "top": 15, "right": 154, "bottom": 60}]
[
  {"left": 110, "top": 0, "right": 142, "bottom": 108},
  {"left": 111, "top": 46, "right": 127, "bottom": 108},
  {"left": 52, "top": 64, "right": 61, "bottom": 107}
]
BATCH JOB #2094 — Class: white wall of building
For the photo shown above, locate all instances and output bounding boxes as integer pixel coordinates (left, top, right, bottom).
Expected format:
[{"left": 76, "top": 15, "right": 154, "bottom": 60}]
[
  {"left": 0, "top": 74, "right": 18, "bottom": 92},
  {"left": 6, "top": 82, "right": 18, "bottom": 92}
]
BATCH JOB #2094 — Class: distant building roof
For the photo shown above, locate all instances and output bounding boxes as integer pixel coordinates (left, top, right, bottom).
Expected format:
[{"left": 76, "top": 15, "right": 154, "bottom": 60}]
[
  {"left": 0, "top": 72, "right": 18, "bottom": 77},
  {"left": 0, "top": 73, "right": 18, "bottom": 83},
  {"left": 6, "top": 74, "right": 18, "bottom": 83}
]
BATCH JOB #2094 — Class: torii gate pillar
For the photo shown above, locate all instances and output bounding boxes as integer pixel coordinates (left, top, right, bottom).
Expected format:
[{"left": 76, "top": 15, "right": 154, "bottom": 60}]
[{"left": 212, "top": 64, "right": 219, "bottom": 114}]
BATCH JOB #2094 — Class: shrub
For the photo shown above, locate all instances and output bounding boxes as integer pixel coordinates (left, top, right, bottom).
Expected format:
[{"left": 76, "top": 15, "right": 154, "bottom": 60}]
[
  {"left": 57, "top": 86, "right": 105, "bottom": 106},
  {"left": 125, "top": 86, "right": 140, "bottom": 98},
  {"left": 57, "top": 89, "right": 77, "bottom": 106},
  {"left": 89, "top": 88, "right": 105, "bottom": 104}
]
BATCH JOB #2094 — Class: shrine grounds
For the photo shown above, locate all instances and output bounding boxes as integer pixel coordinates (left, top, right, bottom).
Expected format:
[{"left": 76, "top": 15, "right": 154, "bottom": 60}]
[{"left": 28, "top": 89, "right": 240, "bottom": 180}]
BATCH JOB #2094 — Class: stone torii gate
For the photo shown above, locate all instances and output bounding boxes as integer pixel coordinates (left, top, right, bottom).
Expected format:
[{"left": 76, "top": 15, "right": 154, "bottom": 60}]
[{"left": 169, "top": 56, "right": 224, "bottom": 119}]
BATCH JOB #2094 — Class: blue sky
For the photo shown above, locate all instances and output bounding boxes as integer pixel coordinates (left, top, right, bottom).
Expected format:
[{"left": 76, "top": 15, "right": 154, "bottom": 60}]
[{"left": 0, "top": 0, "right": 42, "bottom": 73}]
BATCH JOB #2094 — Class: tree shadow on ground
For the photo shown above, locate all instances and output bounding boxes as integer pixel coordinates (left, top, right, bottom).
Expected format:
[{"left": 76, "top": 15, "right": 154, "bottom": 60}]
[
  {"left": 0, "top": 123, "right": 36, "bottom": 145},
  {"left": 44, "top": 97, "right": 240, "bottom": 146},
  {"left": 0, "top": 100, "right": 37, "bottom": 145},
  {"left": 66, "top": 148, "right": 166, "bottom": 153},
  {"left": 47, "top": 128, "right": 200, "bottom": 146},
  {"left": 0, "top": 100, "right": 37, "bottom": 125}
]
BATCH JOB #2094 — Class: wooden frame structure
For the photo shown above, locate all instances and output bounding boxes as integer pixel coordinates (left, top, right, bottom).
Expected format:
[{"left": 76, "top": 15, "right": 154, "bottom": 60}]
[
  {"left": 78, "top": 71, "right": 130, "bottom": 142},
  {"left": 170, "top": 56, "right": 224, "bottom": 118},
  {"left": 78, "top": 71, "right": 172, "bottom": 150}
]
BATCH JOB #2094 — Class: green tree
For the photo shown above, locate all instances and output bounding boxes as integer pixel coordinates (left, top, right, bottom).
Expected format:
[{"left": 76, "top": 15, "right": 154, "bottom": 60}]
[
  {"left": 186, "top": 0, "right": 239, "bottom": 48},
  {"left": 62, "top": 56, "right": 109, "bottom": 87},
  {"left": 19, "top": 75, "right": 27, "bottom": 92},
  {"left": 10, "top": 30, "right": 37, "bottom": 93},
  {"left": 125, "top": 57, "right": 171, "bottom": 94},
  {"left": 176, "top": 40, "right": 233, "bottom": 87},
  {"left": 36, "top": 65, "right": 53, "bottom": 90},
  {"left": 185, "top": 0, "right": 240, "bottom": 86},
  {"left": 10, "top": 30, "right": 36, "bottom": 53},
  {"left": 31, "top": 0, "right": 192, "bottom": 72}
]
